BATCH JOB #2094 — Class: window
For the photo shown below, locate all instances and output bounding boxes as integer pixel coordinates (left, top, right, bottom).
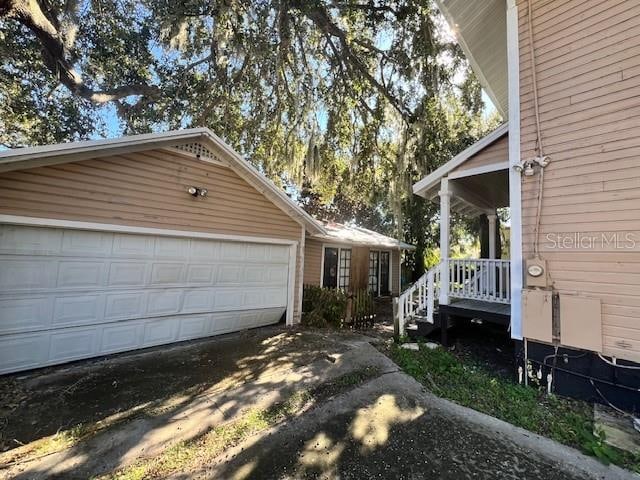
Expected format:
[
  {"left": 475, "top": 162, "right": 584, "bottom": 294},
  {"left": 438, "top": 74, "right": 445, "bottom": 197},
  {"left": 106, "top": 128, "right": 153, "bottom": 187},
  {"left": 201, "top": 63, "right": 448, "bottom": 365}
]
[
  {"left": 322, "top": 248, "right": 339, "bottom": 288},
  {"left": 322, "top": 246, "right": 351, "bottom": 290},
  {"left": 338, "top": 248, "right": 351, "bottom": 290},
  {"left": 368, "top": 251, "right": 379, "bottom": 294},
  {"left": 368, "top": 250, "right": 391, "bottom": 296}
]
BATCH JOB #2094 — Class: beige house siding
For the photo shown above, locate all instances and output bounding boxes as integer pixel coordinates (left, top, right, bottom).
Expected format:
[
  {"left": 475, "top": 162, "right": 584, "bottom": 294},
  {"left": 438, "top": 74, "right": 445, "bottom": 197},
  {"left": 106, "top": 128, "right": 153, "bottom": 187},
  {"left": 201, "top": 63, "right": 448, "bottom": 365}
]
[
  {"left": 518, "top": 0, "right": 640, "bottom": 362},
  {"left": 450, "top": 134, "right": 509, "bottom": 174},
  {"left": 304, "top": 237, "right": 323, "bottom": 286},
  {"left": 0, "top": 148, "right": 306, "bottom": 319}
]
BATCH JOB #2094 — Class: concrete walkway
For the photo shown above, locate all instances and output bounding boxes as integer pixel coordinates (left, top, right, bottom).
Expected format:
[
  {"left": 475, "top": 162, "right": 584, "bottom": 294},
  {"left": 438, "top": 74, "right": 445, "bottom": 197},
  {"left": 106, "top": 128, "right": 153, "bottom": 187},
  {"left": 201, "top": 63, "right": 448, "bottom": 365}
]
[{"left": 0, "top": 327, "right": 634, "bottom": 479}]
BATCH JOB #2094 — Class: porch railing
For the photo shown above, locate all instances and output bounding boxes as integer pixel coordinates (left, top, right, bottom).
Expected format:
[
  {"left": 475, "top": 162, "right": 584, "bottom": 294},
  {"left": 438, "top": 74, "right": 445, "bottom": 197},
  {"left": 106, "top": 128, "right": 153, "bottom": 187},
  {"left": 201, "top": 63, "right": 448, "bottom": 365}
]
[
  {"left": 448, "top": 259, "right": 511, "bottom": 304},
  {"left": 395, "top": 259, "right": 511, "bottom": 336},
  {"left": 395, "top": 262, "right": 442, "bottom": 335}
]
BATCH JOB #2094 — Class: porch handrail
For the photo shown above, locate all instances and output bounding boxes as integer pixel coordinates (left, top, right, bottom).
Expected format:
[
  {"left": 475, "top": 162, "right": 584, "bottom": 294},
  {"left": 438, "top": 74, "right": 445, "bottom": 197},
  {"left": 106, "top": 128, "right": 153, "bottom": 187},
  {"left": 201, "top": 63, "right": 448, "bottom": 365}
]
[
  {"left": 395, "top": 262, "right": 442, "bottom": 336},
  {"left": 448, "top": 258, "right": 510, "bottom": 304}
]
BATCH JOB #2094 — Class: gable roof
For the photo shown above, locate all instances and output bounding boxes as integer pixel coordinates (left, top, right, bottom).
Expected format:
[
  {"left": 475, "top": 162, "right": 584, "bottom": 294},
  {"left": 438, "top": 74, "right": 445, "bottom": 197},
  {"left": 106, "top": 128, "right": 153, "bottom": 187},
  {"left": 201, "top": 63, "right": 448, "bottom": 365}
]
[
  {"left": 0, "top": 128, "right": 326, "bottom": 235},
  {"left": 311, "top": 221, "right": 415, "bottom": 250},
  {"left": 413, "top": 123, "right": 509, "bottom": 198}
]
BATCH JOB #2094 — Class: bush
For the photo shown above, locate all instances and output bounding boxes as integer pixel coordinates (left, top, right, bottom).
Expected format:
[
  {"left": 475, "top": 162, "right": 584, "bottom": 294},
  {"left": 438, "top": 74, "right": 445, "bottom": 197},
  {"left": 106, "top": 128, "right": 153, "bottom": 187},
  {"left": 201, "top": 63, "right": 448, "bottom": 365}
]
[{"left": 301, "top": 285, "right": 348, "bottom": 328}]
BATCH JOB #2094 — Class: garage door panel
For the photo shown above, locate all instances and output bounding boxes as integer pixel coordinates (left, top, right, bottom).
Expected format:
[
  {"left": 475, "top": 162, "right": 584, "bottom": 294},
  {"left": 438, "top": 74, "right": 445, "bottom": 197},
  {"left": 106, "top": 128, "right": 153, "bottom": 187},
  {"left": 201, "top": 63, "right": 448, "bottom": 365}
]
[
  {"left": 0, "top": 259, "right": 57, "bottom": 291},
  {"left": 154, "top": 237, "right": 189, "bottom": 260},
  {"left": 0, "top": 297, "right": 52, "bottom": 334},
  {"left": 0, "top": 334, "right": 50, "bottom": 372},
  {"left": 217, "top": 264, "right": 242, "bottom": 284},
  {"left": 246, "top": 244, "right": 268, "bottom": 261},
  {"left": 0, "top": 226, "right": 63, "bottom": 255},
  {"left": 186, "top": 264, "right": 215, "bottom": 284},
  {"left": 268, "top": 265, "right": 289, "bottom": 283},
  {"left": 101, "top": 322, "right": 144, "bottom": 354},
  {"left": 2, "top": 285, "right": 287, "bottom": 335},
  {"left": 57, "top": 261, "right": 106, "bottom": 289},
  {"left": 150, "top": 263, "right": 186, "bottom": 285},
  {"left": 112, "top": 234, "right": 155, "bottom": 258},
  {"left": 61, "top": 230, "right": 112, "bottom": 257},
  {"left": 215, "top": 290, "right": 244, "bottom": 309},
  {"left": 147, "top": 290, "right": 182, "bottom": 316},
  {"left": 0, "top": 307, "right": 287, "bottom": 374},
  {"left": 189, "top": 239, "right": 220, "bottom": 261},
  {"left": 0, "top": 225, "right": 292, "bottom": 374},
  {"left": 182, "top": 289, "right": 214, "bottom": 313},
  {"left": 143, "top": 318, "right": 179, "bottom": 347},
  {"left": 178, "top": 315, "right": 209, "bottom": 340},
  {"left": 221, "top": 242, "right": 247, "bottom": 261},
  {"left": 104, "top": 293, "right": 145, "bottom": 321},
  {"left": 53, "top": 295, "right": 103, "bottom": 327},
  {"left": 49, "top": 328, "right": 99, "bottom": 363},
  {"left": 108, "top": 262, "right": 148, "bottom": 287}
]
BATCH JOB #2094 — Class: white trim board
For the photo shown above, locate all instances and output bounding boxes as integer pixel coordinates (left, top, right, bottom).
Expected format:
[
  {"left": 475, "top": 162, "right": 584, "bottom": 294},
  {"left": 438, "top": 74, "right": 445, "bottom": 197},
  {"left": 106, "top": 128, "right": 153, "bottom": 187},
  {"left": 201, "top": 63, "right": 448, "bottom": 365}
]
[
  {"left": 286, "top": 244, "right": 297, "bottom": 326},
  {"left": 413, "top": 123, "right": 509, "bottom": 197},
  {"left": 447, "top": 161, "right": 509, "bottom": 180},
  {"left": 0, "top": 215, "right": 299, "bottom": 246},
  {"left": 507, "top": 0, "right": 523, "bottom": 340}
]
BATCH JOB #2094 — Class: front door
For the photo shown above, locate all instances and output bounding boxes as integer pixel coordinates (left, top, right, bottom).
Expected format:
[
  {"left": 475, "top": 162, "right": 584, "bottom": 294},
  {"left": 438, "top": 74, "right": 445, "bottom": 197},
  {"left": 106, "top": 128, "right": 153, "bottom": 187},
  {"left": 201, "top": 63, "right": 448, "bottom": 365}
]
[{"left": 323, "top": 247, "right": 339, "bottom": 288}]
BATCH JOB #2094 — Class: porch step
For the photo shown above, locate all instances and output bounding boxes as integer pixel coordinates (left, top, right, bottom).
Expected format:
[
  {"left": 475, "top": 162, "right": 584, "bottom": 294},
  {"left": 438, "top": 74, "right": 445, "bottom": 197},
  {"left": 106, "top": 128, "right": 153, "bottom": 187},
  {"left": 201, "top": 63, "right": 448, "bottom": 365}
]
[{"left": 407, "top": 311, "right": 441, "bottom": 339}]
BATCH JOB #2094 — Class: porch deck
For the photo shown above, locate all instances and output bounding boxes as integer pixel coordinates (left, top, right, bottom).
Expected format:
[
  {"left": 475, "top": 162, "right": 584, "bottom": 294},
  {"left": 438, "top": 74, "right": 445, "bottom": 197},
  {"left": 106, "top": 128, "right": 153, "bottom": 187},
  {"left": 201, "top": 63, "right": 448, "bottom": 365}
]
[
  {"left": 439, "top": 298, "right": 511, "bottom": 346},
  {"left": 444, "top": 298, "right": 510, "bottom": 325}
]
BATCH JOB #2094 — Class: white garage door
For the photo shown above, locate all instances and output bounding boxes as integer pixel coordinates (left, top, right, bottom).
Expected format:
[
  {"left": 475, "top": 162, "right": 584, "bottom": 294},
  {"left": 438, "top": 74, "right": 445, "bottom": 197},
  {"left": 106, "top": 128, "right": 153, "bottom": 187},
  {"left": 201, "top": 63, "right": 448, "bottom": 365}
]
[{"left": 0, "top": 224, "right": 292, "bottom": 374}]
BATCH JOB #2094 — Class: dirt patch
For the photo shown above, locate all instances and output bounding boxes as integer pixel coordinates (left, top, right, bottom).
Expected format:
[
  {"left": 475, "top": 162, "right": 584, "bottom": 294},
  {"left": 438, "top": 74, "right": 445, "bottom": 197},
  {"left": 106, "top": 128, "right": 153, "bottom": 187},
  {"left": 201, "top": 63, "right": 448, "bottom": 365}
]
[
  {"left": 99, "top": 367, "right": 382, "bottom": 480},
  {"left": 419, "top": 319, "right": 515, "bottom": 379},
  {"left": 0, "top": 326, "right": 349, "bottom": 454}
]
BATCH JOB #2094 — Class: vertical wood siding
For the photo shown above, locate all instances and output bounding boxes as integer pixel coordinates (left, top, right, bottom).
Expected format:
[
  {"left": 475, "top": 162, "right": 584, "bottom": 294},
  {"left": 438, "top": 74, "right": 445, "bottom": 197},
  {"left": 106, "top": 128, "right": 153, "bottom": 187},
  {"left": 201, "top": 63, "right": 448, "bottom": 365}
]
[
  {"left": 518, "top": 0, "right": 640, "bottom": 362},
  {"left": 304, "top": 237, "right": 323, "bottom": 286},
  {"left": 451, "top": 134, "right": 509, "bottom": 174},
  {"left": 0, "top": 149, "right": 305, "bottom": 319},
  {"left": 392, "top": 250, "right": 400, "bottom": 296}
]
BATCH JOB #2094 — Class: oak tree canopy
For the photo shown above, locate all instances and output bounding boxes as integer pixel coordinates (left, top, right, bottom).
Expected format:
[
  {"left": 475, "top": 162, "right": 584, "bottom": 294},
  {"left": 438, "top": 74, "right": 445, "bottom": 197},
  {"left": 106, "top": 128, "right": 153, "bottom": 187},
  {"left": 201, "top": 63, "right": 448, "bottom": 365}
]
[{"left": 0, "top": 0, "right": 499, "bottom": 276}]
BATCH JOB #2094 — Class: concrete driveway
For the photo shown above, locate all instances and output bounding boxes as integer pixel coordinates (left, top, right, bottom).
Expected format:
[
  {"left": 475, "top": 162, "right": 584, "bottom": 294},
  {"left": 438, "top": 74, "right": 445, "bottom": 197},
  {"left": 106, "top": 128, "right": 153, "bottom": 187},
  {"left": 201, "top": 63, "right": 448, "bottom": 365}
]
[{"left": 0, "top": 326, "right": 633, "bottom": 479}]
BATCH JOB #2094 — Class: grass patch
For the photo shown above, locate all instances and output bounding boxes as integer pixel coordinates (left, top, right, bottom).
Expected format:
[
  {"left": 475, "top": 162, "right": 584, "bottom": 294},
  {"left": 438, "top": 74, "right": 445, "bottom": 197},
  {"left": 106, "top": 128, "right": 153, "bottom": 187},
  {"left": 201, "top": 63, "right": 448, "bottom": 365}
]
[
  {"left": 101, "top": 367, "right": 379, "bottom": 479},
  {"left": 390, "top": 343, "right": 640, "bottom": 472}
]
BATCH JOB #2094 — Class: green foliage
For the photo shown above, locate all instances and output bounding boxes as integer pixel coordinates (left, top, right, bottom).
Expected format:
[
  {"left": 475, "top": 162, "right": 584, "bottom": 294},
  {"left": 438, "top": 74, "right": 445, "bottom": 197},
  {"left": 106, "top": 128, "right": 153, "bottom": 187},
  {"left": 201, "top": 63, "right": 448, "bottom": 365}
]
[
  {"left": 301, "top": 286, "right": 348, "bottom": 328},
  {"left": 390, "top": 344, "right": 640, "bottom": 472}
]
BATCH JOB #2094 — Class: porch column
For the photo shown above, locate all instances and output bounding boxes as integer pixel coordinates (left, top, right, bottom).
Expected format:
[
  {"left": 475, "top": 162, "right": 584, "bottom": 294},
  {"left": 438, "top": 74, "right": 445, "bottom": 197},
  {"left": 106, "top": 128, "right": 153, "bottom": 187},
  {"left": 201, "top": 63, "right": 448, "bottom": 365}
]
[
  {"left": 439, "top": 178, "right": 450, "bottom": 305},
  {"left": 487, "top": 212, "right": 497, "bottom": 260}
]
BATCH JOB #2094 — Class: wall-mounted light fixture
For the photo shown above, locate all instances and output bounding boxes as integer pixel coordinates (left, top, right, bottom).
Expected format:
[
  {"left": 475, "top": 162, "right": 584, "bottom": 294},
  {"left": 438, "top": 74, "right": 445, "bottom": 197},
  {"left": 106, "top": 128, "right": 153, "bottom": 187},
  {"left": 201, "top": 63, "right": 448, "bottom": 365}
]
[
  {"left": 187, "top": 186, "right": 208, "bottom": 198},
  {"left": 514, "top": 156, "right": 550, "bottom": 177}
]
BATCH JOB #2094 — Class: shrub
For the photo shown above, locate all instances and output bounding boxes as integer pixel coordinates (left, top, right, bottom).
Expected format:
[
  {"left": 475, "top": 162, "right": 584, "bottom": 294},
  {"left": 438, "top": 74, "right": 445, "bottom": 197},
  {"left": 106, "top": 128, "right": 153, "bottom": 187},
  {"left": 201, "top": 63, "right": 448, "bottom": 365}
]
[{"left": 301, "top": 285, "right": 348, "bottom": 328}]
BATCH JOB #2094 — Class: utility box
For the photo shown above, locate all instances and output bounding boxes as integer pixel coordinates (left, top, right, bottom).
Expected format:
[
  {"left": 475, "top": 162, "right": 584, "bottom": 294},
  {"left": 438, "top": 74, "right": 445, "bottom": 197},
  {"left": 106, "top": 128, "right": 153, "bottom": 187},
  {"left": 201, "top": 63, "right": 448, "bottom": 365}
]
[
  {"left": 560, "top": 294, "right": 602, "bottom": 352},
  {"left": 525, "top": 257, "right": 549, "bottom": 288},
  {"left": 522, "top": 289, "right": 553, "bottom": 343}
]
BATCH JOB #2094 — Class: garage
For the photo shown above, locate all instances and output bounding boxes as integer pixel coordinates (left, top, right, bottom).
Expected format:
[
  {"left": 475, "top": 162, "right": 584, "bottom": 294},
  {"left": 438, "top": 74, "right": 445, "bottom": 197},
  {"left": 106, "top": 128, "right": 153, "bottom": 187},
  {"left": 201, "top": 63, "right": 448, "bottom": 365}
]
[{"left": 0, "top": 224, "right": 293, "bottom": 374}]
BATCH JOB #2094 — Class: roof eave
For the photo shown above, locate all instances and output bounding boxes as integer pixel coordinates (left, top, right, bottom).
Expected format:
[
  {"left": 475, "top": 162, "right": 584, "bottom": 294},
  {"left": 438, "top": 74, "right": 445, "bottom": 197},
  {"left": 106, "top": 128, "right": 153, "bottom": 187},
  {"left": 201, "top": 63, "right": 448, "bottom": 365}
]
[
  {"left": 434, "top": 0, "right": 508, "bottom": 117},
  {"left": 413, "top": 123, "right": 509, "bottom": 198},
  {"left": 310, "top": 233, "right": 415, "bottom": 251}
]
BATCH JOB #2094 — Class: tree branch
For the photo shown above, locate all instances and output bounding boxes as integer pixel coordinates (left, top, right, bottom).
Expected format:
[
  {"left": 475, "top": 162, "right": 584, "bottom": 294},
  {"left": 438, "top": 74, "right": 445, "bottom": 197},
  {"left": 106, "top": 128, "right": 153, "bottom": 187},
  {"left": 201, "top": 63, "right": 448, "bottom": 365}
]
[
  {"left": 2, "top": 0, "right": 160, "bottom": 104},
  {"left": 301, "top": 3, "right": 412, "bottom": 121}
]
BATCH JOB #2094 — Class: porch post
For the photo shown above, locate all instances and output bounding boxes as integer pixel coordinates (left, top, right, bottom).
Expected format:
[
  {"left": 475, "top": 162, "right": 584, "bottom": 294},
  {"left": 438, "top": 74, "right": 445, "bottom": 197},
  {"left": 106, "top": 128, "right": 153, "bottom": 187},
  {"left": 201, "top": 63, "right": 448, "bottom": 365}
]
[
  {"left": 439, "top": 177, "right": 450, "bottom": 305},
  {"left": 487, "top": 212, "right": 497, "bottom": 260}
]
